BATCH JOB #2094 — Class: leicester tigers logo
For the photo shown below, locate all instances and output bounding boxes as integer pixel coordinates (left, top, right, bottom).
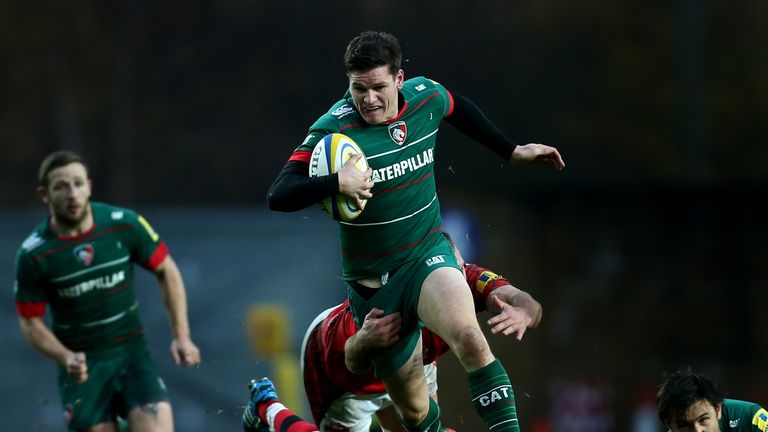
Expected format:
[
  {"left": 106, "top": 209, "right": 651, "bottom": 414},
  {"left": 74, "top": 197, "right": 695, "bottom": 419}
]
[
  {"left": 387, "top": 121, "right": 407, "bottom": 145},
  {"left": 73, "top": 243, "right": 94, "bottom": 266}
]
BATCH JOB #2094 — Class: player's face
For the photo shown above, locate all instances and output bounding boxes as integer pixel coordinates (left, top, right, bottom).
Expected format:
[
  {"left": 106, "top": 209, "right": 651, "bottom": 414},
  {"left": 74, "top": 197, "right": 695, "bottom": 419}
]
[
  {"left": 666, "top": 400, "right": 722, "bottom": 432},
  {"left": 39, "top": 162, "right": 92, "bottom": 228},
  {"left": 348, "top": 65, "right": 404, "bottom": 125}
]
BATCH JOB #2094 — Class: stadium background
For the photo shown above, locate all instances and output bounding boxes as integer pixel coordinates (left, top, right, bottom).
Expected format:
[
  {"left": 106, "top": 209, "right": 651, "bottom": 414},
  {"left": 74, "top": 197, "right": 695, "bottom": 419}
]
[{"left": 1, "top": 1, "right": 766, "bottom": 430}]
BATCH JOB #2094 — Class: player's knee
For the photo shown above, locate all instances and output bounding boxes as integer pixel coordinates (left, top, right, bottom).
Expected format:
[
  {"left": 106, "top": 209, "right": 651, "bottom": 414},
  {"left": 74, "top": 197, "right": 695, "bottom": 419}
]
[
  {"left": 127, "top": 401, "right": 173, "bottom": 432},
  {"left": 450, "top": 326, "right": 492, "bottom": 368},
  {"left": 396, "top": 404, "right": 429, "bottom": 427}
]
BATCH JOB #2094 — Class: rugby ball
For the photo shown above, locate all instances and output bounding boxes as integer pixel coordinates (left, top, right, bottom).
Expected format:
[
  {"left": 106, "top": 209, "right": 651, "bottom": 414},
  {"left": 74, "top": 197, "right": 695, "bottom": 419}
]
[{"left": 308, "top": 133, "right": 369, "bottom": 221}]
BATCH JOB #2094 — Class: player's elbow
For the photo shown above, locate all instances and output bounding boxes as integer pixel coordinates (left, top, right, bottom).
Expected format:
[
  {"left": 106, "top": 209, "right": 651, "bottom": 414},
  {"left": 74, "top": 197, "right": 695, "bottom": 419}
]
[
  {"left": 266, "top": 180, "right": 302, "bottom": 212},
  {"left": 266, "top": 189, "right": 295, "bottom": 212},
  {"left": 18, "top": 316, "right": 41, "bottom": 341}
]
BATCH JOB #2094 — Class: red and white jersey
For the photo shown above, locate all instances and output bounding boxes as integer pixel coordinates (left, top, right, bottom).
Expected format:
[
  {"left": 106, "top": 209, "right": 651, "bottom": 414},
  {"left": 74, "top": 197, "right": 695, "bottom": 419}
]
[{"left": 301, "top": 262, "right": 510, "bottom": 426}]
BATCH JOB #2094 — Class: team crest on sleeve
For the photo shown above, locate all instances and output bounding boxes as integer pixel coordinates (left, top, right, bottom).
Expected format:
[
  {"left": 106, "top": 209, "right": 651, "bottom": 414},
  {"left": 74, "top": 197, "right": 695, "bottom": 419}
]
[
  {"left": 387, "top": 121, "right": 407, "bottom": 145},
  {"left": 73, "top": 244, "right": 95, "bottom": 266},
  {"left": 753, "top": 408, "right": 768, "bottom": 431},
  {"left": 475, "top": 271, "right": 501, "bottom": 294}
]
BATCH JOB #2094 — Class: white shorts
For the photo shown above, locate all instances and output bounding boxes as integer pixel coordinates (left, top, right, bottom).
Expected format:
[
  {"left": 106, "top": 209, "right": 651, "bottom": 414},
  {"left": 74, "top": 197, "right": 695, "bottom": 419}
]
[{"left": 319, "top": 362, "right": 439, "bottom": 432}]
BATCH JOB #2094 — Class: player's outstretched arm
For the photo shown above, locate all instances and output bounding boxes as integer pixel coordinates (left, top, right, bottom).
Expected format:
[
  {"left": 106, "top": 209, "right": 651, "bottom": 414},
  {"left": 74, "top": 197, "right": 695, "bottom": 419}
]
[
  {"left": 444, "top": 91, "right": 565, "bottom": 170},
  {"left": 344, "top": 308, "right": 401, "bottom": 374},
  {"left": 18, "top": 316, "right": 89, "bottom": 383},
  {"left": 154, "top": 254, "right": 201, "bottom": 367},
  {"left": 510, "top": 143, "right": 565, "bottom": 170},
  {"left": 484, "top": 284, "right": 542, "bottom": 341}
]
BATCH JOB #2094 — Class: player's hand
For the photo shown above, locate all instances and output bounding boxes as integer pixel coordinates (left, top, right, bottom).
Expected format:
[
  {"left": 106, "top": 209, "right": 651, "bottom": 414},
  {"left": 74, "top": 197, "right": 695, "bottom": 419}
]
[
  {"left": 65, "top": 351, "right": 88, "bottom": 384},
  {"left": 171, "top": 337, "right": 201, "bottom": 367},
  {"left": 354, "top": 308, "right": 402, "bottom": 351},
  {"left": 486, "top": 296, "right": 534, "bottom": 340},
  {"left": 338, "top": 154, "right": 374, "bottom": 209},
  {"left": 509, "top": 143, "right": 565, "bottom": 171}
]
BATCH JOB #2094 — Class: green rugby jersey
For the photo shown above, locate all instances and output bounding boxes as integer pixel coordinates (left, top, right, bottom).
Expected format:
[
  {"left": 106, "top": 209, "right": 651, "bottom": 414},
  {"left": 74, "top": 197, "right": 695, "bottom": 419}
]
[
  {"left": 294, "top": 77, "right": 454, "bottom": 280},
  {"left": 14, "top": 202, "right": 169, "bottom": 353},
  {"left": 718, "top": 399, "right": 768, "bottom": 431}
]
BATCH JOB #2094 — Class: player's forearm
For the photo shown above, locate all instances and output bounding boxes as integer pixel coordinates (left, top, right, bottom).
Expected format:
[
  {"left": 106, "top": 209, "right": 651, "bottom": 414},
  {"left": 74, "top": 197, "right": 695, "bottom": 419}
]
[
  {"left": 344, "top": 334, "right": 373, "bottom": 374},
  {"left": 486, "top": 286, "right": 542, "bottom": 328},
  {"left": 505, "top": 291, "right": 542, "bottom": 328},
  {"left": 444, "top": 91, "right": 517, "bottom": 161},
  {"left": 156, "top": 257, "right": 192, "bottom": 340},
  {"left": 267, "top": 161, "right": 340, "bottom": 212},
  {"left": 18, "top": 317, "right": 72, "bottom": 365}
]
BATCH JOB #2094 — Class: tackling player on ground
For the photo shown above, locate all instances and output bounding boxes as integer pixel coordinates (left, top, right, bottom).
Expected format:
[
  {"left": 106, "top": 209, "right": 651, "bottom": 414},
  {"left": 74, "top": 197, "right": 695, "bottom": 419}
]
[
  {"left": 243, "top": 233, "right": 542, "bottom": 431},
  {"left": 657, "top": 369, "right": 768, "bottom": 432},
  {"left": 14, "top": 151, "right": 201, "bottom": 431},
  {"left": 267, "top": 31, "right": 562, "bottom": 431}
]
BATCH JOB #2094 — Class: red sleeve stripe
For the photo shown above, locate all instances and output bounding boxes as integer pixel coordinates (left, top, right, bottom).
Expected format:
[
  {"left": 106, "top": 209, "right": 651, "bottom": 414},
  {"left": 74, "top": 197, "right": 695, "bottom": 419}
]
[
  {"left": 16, "top": 301, "right": 46, "bottom": 317},
  {"left": 288, "top": 151, "right": 312, "bottom": 163},
  {"left": 446, "top": 90, "right": 455, "bottom": 117},
  {"left": 146, "top": 242, "right": 169, "bottom": 270}
]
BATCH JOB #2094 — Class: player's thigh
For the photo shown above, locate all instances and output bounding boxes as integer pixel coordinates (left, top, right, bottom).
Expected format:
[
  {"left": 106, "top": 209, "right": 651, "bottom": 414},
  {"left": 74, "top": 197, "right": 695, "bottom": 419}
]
[
  {"left": 120, "top": 346, "right": 170, "bottom": 409},
  {"left": 126, "top": 401, "right": 173, "bottom": 432},
  {"left": 418, "top": 266, "right": 480, "bottom": 340},
  {"left": 418, "top": 267, "right": 492, "bottom": 369},
  {"left": 58, "top": 358, "right": 119, "bottom": 431}
]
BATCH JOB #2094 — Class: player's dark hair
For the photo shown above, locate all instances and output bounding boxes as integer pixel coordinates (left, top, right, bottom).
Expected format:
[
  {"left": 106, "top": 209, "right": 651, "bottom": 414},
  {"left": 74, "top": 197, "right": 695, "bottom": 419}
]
[
  {"left": 657, "top": 369, "right": 725, "bottom": 425},
  {"left": 344, "top": 31, "right": 402, "bottom": 76},
  {"left": 38, "top": 150, "right": 89, "bottom": 187}
]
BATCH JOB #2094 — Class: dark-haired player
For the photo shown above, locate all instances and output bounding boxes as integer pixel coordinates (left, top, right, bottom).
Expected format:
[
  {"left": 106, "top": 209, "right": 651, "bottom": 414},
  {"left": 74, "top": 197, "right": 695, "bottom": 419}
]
[
  {"left": 657, "top": 370, "right": 768, "bottom": 431},
  {"left": 267, "top": 31, "right": 563, "bottom": 431},
  {"left": 15, "top": 150, "right": 201, "bottom": 431},
  {"left": 243, "top": 234, "right": 542, "bottom": 431}
]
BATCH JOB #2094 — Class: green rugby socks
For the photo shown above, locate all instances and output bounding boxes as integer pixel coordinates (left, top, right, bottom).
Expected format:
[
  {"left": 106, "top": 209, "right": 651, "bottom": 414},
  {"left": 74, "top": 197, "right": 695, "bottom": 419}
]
[{"left": 468, "top": 359, "right": 519, "bottom": 431}]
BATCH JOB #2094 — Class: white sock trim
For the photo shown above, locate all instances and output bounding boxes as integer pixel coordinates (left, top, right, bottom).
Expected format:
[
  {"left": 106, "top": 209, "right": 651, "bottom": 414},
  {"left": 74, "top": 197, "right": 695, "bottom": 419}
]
[{"left": 266, "top": 402, "right": 287, "bottom": 430}]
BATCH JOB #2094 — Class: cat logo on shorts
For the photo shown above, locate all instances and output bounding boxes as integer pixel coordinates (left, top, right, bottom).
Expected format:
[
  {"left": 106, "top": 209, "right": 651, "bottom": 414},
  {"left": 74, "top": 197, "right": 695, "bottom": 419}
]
[
  {"left": 73, "top": 244, "right": 94, "bottom": 266},
  {"left": 388, "top": 121, "right": 407, "bottom": 145}
]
